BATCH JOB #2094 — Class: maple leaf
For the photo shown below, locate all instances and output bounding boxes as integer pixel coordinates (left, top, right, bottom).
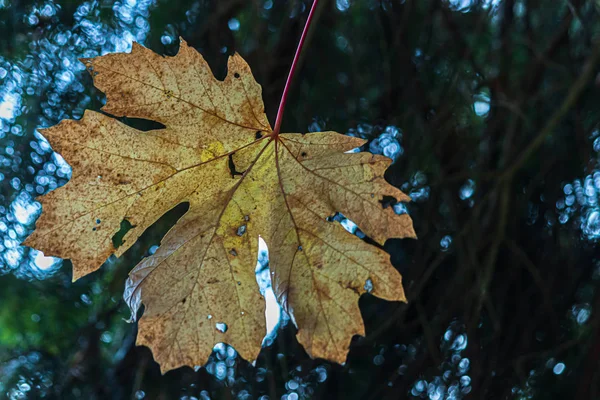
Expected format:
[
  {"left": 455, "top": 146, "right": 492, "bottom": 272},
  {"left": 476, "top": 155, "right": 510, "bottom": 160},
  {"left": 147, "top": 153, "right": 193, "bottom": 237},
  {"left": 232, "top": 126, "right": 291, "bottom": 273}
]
[{"left": 24, "top": 39, "right": 416, "bottom": 372}]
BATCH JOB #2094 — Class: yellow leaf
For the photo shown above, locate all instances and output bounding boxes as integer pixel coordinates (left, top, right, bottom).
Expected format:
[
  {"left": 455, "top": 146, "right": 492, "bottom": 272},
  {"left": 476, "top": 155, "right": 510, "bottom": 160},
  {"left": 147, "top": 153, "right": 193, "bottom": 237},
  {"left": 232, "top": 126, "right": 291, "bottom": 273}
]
[{"left": 24, "top": 39, "right": 416, "bottom": 372}]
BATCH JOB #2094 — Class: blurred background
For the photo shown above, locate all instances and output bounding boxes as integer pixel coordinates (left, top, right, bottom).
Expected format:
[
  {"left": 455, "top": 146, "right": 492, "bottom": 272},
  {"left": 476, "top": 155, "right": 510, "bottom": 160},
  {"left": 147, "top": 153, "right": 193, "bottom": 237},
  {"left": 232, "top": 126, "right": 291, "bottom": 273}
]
[{"left": 1, "top": 0, "right": 600, "bottom": 398}]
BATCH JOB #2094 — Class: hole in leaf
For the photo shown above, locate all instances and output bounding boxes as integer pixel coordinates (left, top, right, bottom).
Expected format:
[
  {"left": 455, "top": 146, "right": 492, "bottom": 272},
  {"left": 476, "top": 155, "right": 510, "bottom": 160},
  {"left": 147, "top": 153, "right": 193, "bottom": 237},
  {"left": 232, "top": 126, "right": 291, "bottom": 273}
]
[
  {"left": 326, "top": 212, "right": 339, "bottom": 222},
  {"left": 234, "top": 72, "right": 240, "bottom": 78},
  {"left": 364, "top": 278, "right": 374, "bottom": 293},
  {"left": 255, "top": 131, "right": 263, "bottom": 139},
  {"left": 112, "top": 219, "right": 133, "bottom": 248},
  {"left": 228, "top": 154, "right": 243, "bottom": 178},
  {"left": 216, "top": 322, "right": 228, "bottom": 333},
  {"left": 113, "top": 115, "right": 166, "bottom": 131},
  {"left": 255, "top": 237, "right": 288, "bottom": 341},
  {"left": 379, "top": 195, "right": 397, "bottom": 209}
]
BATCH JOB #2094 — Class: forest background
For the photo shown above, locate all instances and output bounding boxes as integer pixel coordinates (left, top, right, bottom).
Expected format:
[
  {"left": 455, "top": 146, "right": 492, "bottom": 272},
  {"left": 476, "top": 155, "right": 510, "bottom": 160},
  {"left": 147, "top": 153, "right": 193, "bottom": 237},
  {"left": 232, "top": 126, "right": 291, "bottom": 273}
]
[{"left": 1, "top": 0, "right": 600, "bottom": 399}]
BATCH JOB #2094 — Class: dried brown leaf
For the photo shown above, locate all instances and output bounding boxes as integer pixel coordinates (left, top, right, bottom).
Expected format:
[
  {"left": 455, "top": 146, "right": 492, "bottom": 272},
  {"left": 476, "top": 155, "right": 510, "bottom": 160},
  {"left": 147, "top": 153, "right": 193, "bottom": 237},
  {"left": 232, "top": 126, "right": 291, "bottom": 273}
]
[{"left": 24, "top": 39, "right": 416, "bottom": 372}]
